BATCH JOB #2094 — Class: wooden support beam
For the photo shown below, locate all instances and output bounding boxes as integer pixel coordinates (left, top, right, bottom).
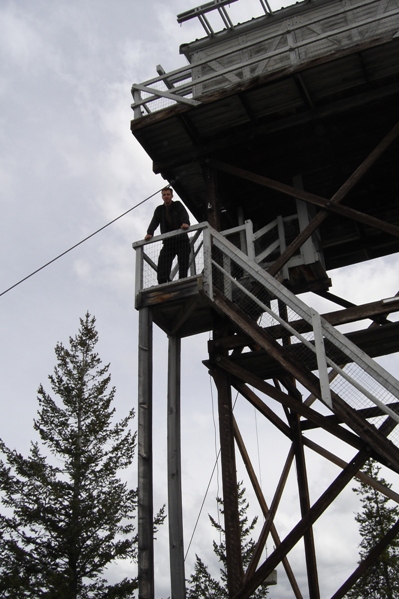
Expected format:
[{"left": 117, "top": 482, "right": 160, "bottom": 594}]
[
  {"left": 234, "top": 415, "right": 298, "bottom": 588},
  {"left": 266, "top": 298, "right": 399, "bottom": 338},
  {"left": 303, "top": 436, "right": 399, "bottom": 504},
  {"left": 232, "top": 448, "right": 373, "bottom": 599},
  {"left": 233, "top": 411, "right": 399, "bottom": 599},
  {"left": 147, "top": 83, "right": 399, "bottom": 176},
  {"left": 212, "top": 362, "right": 243, "bottom": 596},
  {"left": 209, "top": 158, "right": 399, "bottom": 239},
  {"left": 203, "top": 164, "right": 222, "bottom": 231},
  {"left": 233, "top": 381, "right": 292, "bottom": 439},
  {"left": 167, "top": 336, "right": 186, "bottom": 599},
  {"left": 239, "top": 434, "right": 300, "bottom": 597},
  {"left": 208, "top": 296, "right": 399, "bottom": 352},
  {"left": 217, "top": 354, "right": 363, "bottom": 450},
  {"left": 267, "top": 119, "right": 399, "bottom": 277},
  {"left": 235, "top": 383, "right": 399, "bottom": 503},
  {"left": 212, "top": 291, "right": 399, "bottom": 475},
  {"left": 331, "top": 517, "right": 399, "bottom": 599},
  {"left": 289, "top": 410, "right": 320, "bottom": 599},
  {"left": 301, "top": 402, "right": 399, "bottom": 432},
  {"left": 138, "top": 308, "right": 154, "bottom": 599},
  {"left": 169, "top": 296, "right": 200, "bottom": 335}
]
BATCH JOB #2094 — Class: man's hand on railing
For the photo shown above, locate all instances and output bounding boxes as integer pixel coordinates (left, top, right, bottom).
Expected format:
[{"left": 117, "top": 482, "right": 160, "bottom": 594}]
[{"left": 145, "top": 225, "right": 188, "bottom": 241}]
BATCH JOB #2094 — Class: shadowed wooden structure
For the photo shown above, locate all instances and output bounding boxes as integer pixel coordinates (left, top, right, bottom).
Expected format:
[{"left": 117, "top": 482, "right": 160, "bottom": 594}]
[{"left": 131, "top": 1, "right": 399, "bottom": 597}]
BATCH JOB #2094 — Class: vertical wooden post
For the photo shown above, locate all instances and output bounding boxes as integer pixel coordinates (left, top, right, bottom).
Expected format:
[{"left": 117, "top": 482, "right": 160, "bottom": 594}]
[
  {"left": 138, "top": 308, "right": 154, "bottom": 599},
  {"left": 204, "top": 163, "right": 221, "bottom": 231},
  {"left": 291, "top": 412, "right": 320, "bottom": 599},
  {"left": 167, "top": 335, "right": 186, "bottom": 599},
  {"left": 212, "top": 359, "right": 243, "bottom": 597},
  {"left": 279, "top": 299, "right": 320, "bottom": 598}
]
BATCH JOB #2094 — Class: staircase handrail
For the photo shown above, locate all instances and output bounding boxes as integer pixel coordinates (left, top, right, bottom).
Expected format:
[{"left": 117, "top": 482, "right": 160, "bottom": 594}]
[{"left": 205, "top": 226, "right": 399, "bottom": 425}]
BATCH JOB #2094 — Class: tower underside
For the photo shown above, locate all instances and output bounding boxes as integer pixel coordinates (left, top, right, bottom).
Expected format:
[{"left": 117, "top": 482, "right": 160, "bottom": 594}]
[
  {"left": 131, "top": 1, "right": 399, "bottom": 597},
  {"left": 132, "top": 0, "right": 399, "bottom": 275},
  {"left": 134, "top": 220, "right": 399, "bottom": 599}
]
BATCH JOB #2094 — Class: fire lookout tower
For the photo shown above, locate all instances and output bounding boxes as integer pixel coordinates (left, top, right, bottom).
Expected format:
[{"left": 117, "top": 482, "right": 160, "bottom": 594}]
[{"left": 131, "top": 1, "right": 399, "bottom": 597}]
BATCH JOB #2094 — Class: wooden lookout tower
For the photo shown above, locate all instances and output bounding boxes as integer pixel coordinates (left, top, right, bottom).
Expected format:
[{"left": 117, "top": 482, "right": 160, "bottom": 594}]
[{"left": 131, "top": 0, "right": 399, "bottom": 597}]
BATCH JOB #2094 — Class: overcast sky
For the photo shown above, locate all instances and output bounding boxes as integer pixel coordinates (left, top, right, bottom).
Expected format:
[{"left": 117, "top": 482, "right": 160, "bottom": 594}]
[{"left": 1, "top": 1, "right": 399, "bottom": 597}]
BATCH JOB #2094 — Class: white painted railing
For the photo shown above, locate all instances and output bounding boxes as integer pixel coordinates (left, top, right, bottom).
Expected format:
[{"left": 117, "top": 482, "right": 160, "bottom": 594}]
[
  {"left": 131, "top": 0, "right": 399, "bottom": 118},
  {"left": 134, "top": 221, "right": 399, "bottom": 444},
  {"left": 132, "top": 223, "right": 207, "bottom": 295},
  {"left": 205, "top": 226, "right": 399, "bottom": 444}
]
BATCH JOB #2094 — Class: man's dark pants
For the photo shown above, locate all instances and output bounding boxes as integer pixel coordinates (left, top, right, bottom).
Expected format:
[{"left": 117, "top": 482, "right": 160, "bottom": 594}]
[{"left": 157, "top": 236, "right": 190, "bottom": 284}]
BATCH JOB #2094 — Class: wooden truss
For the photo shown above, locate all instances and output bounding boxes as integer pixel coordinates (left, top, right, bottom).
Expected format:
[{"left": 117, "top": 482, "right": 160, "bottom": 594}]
[
  {"left": 202, "top": 118, "right": 399, "bottom": 599},
  {"left": 135, "top": 116, "right": 399, "bottom": 599}
]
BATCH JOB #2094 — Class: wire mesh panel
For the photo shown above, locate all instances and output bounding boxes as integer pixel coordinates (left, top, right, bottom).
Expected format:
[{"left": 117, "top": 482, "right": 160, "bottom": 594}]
[
  {"left": 131, "top": 69, "right": 196, "bottom": 117},
  {"left": 208, "top": 228, "right": 399, "bottom": 445},
  {"left": 131, "top": 0, "right": 399, "bottom": 116},
  {"left": 134, "top": 223, "right": 399, "bottom": 445},
  {"left": 134, "top": 226, "right": 205, "bottom": 291}
]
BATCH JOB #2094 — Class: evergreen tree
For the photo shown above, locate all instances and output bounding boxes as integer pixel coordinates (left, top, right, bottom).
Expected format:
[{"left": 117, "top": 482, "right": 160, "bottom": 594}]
[
  {"left": 186, "top": 483, "right": 269, "bottom": 598},
  {"left": 345, "top": 460, "right": 399, "bottom": 599},
  {"left": 0, "top": 313, "right": 163, "bottom": 598}
]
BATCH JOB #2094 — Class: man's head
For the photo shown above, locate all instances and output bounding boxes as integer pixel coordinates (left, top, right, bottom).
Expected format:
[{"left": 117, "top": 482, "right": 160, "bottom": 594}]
[{"left": 162, "top": 186, "right": 173, "bottom": 206}]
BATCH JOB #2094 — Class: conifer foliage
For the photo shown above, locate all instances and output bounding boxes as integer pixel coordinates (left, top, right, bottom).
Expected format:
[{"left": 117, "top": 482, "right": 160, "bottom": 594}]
[
  {"left": 345, "top": 460, "right": 399, "bottom": 599},
  {"left": 0, "top": 313, "right": 141, "bottom": 598},
  {"left": 186, "top": 484, "right": 269, "bottom": 598}
]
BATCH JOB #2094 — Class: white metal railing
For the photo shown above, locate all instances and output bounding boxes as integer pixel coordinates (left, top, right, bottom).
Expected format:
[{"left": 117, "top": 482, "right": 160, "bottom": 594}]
[
  {"left": 133, "top": 222, "right": 399, "bottom": 444},
  {"left": 206, "top": 227, "right": 399, "bottom": 443},
  {"left": 132, "top": 220, "right": 255, "bottom": 295},
  {"left": 253, "top": 213, "right": 324, "bottom": 278},
  {"left": 218, "top": 216, "right": 323, "bottom": 280},
  {"left": 131, "top": 0, "right": 399, "bottom": 118},
  {"left": 132, "top": 223, "right": 207, "bottom": 296}
]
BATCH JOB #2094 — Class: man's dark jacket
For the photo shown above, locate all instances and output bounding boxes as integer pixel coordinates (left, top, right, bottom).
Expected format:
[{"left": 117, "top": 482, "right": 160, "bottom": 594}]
[{"left": 147, "top": 201, "right": 190, "bottom": 236}]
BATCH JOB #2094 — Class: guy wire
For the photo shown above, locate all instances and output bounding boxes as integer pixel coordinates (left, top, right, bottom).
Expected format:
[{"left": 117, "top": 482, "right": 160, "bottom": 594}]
[{"left": 0, "top": 187, "right": 163, "bottom": 298}]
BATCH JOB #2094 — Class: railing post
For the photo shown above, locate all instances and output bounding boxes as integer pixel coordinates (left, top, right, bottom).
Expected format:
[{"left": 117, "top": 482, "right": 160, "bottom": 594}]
[
  {"left": 277, "top": 215, "right": 289, "bottom": 280},
  {"left": 245, "top": 220, "right": 255, "bottom": 261},
  {"left": 134, "top": 244, "right": 144, "bottom": 300},
  {"left": 132, "top": 86, "right": 143, "bottom": 119},
  {"left": 188, "top": 234, "right": 196, "bottom": 276},
  {"left": 203, "top": 225, "right": 213, "bottom": 300},
  {"left": 311, "top": 309, "right": 333, "bottom": 409}
]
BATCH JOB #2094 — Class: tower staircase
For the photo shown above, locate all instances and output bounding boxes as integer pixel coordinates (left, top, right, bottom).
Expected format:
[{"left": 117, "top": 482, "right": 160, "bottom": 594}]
[
  {"left": 134, "top": 220, "right": 399, "bottom": 599},
  {"left": 135, "top": 221, "right": 399, "bottom": 474},
  {"left": 131, "top": 0, "right": 399, "bottom": 595},
  {"left": 203, "top": 225, "right": 399, "bottom": 473}
]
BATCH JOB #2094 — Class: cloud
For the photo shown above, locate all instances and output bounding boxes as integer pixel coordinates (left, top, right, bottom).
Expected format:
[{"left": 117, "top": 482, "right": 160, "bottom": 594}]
[
  {"left": 1, "top": 1, "right": 398, "bottom": 598},
  {"left": 0, "top": 6, "right": 46, "bottom": 72}
]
